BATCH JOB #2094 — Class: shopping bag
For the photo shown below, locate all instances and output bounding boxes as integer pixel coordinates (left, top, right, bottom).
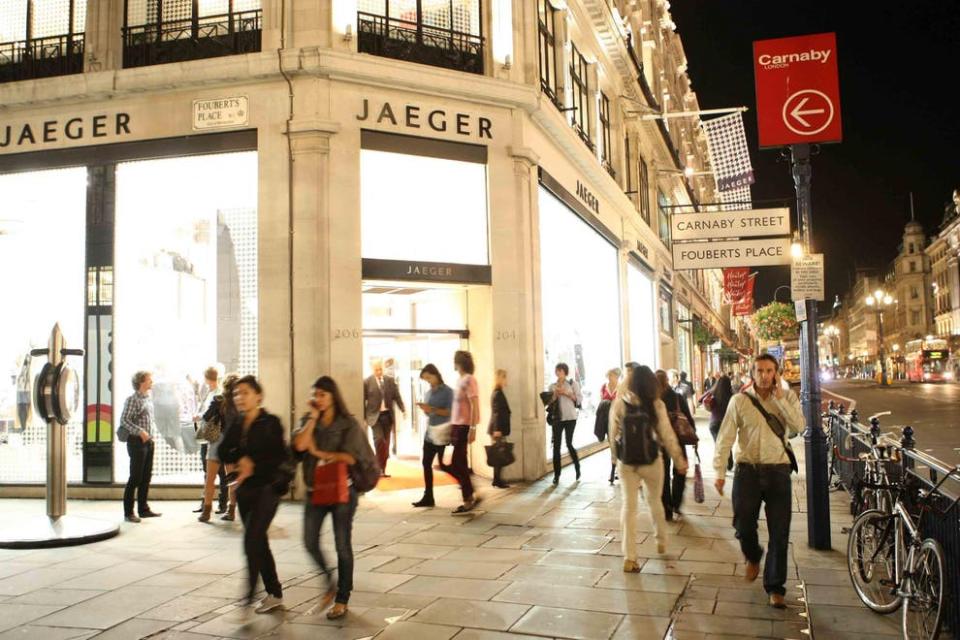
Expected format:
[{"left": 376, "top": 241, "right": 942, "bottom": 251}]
[
  {"left": 311, "top": 461, "right": 349, "bottom": 506},
  {"left": 693, "top": 447, "right": 705, "bottom": 503},
  {"left": 427, "top": 421, "right": 452, "bottom": 445},
  {"left": 485, "top": 440, "right": 515, "bottom": 468}
]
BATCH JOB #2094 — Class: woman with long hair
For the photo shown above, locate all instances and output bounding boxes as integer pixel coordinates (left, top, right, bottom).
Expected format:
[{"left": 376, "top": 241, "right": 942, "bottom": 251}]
[
  {"left": 601, "top": 367, "right": 620, "bottom": 484},
  {"left": 609, "top": 366, "right": 686, "bottom": 572},
  {"left": 656, "top": 369, "right": 693, "bottom": 521},
  {"left": 702, "top": 373, "right": 734, "bottom": 470},
  {"left": 293, "top": 375, "right": 376, "bottom": 620},
  {"left": 488, "top": 369, "right": 512, "bottom": 489},
  {"left": 218, "top": 375, "right": 288, "bottom": 614},
  {"left": 549, "top": 362, "right": 582, "bottom": 484},
  {"left": 447, "top": 350, "right": 480, "bottom": 514},
  {"left": 198, "top": 373, "right": 239, "bottom": 522},
  {"left": 412, "top": 364, "right": 453, "bottom": 508}
]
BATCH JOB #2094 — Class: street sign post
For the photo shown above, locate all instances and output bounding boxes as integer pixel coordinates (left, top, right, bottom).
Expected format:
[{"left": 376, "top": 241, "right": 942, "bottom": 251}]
[
  {"left": 754, "top": 32, "right": 843, "bottom": 551},
  {"left": 754, "top": 33, "right": 842, "bottom": 148}
]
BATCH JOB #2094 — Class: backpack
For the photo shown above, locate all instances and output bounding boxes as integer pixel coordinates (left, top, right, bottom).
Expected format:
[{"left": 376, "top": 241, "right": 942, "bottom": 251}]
[{"left": 617, "top": 400, "right": 660, "bottom": 466}]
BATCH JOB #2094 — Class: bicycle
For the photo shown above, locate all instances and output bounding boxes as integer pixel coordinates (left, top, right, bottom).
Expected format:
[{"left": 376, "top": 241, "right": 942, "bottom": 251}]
[
  {"left": 847, "top": 465, "right": 959, "bottom": 639},
  {"left": 833, "top": 413, "right": 899, "bottom": 515}
]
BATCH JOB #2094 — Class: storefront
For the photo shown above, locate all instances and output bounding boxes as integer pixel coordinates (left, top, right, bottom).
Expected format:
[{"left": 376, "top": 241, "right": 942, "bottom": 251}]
[{"left": 626, "top": 257, "right": 658, "bottom": 368}]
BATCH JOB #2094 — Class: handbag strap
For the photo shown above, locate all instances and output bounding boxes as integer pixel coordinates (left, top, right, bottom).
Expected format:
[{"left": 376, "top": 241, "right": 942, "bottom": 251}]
[{"left": 744, "top": 393, "right": 792, "bottom": 457}]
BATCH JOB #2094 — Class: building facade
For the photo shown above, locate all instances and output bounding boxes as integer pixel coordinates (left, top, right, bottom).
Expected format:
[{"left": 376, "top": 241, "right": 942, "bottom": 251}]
[
  {"left": 928, "top": 191, "right": 960, "bottom": 341},
  {"left": 842, "top": 269, "right": 880, "bottom": 372},
  {"left": 0, "top": 0, "right": 728, "bottom": 491}
]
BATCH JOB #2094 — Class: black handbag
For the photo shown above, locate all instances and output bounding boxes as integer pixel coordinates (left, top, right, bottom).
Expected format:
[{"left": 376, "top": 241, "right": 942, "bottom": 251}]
[{"left": 485, "top": 440, "right": 515, "bottom": 468}]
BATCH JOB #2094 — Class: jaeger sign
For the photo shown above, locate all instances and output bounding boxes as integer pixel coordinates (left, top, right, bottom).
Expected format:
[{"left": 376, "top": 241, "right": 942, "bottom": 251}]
[{"left": 1, "top": 113, "right": 132, "bottom": 149}]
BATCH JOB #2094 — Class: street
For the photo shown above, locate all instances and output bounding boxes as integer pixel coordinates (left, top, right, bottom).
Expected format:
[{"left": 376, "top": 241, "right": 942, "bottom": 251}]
[{"left": 823, "top": 379, "right": 960, "bottom": 465}]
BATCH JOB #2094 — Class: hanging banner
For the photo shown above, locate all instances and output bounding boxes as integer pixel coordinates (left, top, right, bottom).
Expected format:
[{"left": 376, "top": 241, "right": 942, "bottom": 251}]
[
  {"left": 723, "top": 267, "right": 751, "bottom": 302},
  {"left": 702, "top": 112, "right": 755, "bottom": 192},
  {"left": 733, "top": 274, "right": 756, "bottom": 316}
]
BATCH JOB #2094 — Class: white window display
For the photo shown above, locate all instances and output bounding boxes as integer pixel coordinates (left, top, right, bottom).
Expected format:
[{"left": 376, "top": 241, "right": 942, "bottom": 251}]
[
  {"left": 539, "top": 186, "right": 621, "bottom": 452},
  {"left": 627, "top": 263, "right": 657, "bottom": 368}
]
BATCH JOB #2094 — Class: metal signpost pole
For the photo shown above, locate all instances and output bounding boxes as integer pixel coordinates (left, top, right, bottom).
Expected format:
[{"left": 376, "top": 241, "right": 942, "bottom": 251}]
[{"left": 791, "top": 143, "right": 831, "bottom": 550}]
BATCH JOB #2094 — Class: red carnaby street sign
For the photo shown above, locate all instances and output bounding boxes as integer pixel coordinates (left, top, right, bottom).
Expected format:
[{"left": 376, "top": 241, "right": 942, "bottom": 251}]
[{"left": 753, "top": 32, "right": 842, "bottom": 147}]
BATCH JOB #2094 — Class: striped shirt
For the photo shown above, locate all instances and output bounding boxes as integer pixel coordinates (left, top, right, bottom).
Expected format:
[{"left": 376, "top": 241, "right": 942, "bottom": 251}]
[{"left": 121, "top": 392, "right": 155, "bottom": 438}]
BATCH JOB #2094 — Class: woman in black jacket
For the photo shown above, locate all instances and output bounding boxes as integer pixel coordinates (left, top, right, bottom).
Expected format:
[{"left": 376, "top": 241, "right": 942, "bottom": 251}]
[
  {"left": 218, "top": 375, "right": 288, "bottom": 615},
  {"left": 655, "top": 369, "right": 694, "bottom": 521},
  {"left": 488, "top": 369, "right": 511, "bottom": 489}
]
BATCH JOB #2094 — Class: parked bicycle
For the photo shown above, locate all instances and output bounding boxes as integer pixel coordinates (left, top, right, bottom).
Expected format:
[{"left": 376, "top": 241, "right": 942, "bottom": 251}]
[
  {"left": 833, "top": 412, "right": 899, "bottom": 515},
  {"left": 847, "top": 464, "right": 959, "bottom": 639}
]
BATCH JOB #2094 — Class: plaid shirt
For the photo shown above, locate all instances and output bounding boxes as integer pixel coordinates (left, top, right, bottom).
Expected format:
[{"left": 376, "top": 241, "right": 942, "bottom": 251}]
[{"left": 121, "top": 391, "right": 154, "bottom": 437}]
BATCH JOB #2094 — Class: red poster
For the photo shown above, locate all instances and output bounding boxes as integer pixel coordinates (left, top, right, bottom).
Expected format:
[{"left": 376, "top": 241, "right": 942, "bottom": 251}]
[
  {"left": 733, "top": 275, "right": 756, "bottom": 316},
  {"left": 724, "top": 267, "right": 751, "bottom": 302},
  {"left": 753, "top": 32, "right": 842, "bottom": 147}
]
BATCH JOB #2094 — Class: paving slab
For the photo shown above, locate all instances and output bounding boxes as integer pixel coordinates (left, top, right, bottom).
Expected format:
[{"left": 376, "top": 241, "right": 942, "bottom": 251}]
[
  {"left": 510, "top": 605, "right": 622, "bottom": 640},
  {"left": 412, "top": 598, "right": 530, "bottom": 631}
]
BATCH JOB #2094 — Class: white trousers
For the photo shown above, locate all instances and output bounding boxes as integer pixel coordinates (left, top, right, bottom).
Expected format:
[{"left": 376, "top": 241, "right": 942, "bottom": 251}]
[{"left": 619, "top": 457, "right": 667, "bottom": 562}]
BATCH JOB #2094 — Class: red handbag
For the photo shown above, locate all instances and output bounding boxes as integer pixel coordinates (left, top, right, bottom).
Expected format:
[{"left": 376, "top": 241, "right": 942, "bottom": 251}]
[{"left": 311, "top": 461, "right": 349, "bottom": 506}]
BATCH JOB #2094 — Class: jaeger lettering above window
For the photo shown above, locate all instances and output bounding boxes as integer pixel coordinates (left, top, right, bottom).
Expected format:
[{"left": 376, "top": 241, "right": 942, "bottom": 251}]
[
  {"left": 357, "top": 99, "right": 492, "bottom": 139},
  {"left": 0, "top": 113, "right": 132, "bottom": 148}
]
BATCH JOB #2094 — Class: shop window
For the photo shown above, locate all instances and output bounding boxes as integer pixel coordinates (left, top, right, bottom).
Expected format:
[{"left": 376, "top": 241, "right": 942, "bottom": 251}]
[
  {"left": 539, "top": 187, "right": 621, "bottom": 452},
  {"left": 638, "top": 157, "right": 651, "bottom": 225},
  {"left": 357, "top": 0, "right": 484, "bottom": 75},
  {"left": 624, "top": 134, "right": 633, "bottom": 194},
  {"left": 0, "top": 167, "right": 87, "bottom": 483},
  {"left": 361, "top": 147, "right": 489, "bottom": 266},
  {"left": 537, "top": 0, "right": 559, "bottom": 105},
  {"left": 657, "top": 189, "right": 671, "bottom": 247},
  {"left": 113, "top": 151, "right": 258, "bottom": 484},
  {"left": 569, "top": 44, "right": 593, "bottom": 150},
  {"left": 122, "top": 0, "right": 262, "bottom": 69},
  {"left": 0, "top": 0, "right": 86, "bottom": 83},
  {"left": 628, "top": 263, "right": 657, "bottom": 367},
  {"left": 599, "top": 92, "right": 614, "bottom": 178},
  {"left": 659, "top": 286, "right": 673, "bottom": 336}
]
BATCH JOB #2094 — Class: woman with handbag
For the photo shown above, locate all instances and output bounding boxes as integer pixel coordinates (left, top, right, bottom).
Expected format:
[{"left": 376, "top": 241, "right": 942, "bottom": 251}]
[
  {"left": 198, "top": 373, "right": 239, "bottom": 522},
  {"left": 656, "top": 369, "right": 695, "bottom": 521},
  {"left": 412, "top": 364, "right": 452, "bottom": 508},
  {"left": 218, "top": 375, "right": 288, "bottom": 615},
  {"left": 488, "top": 369, "right": 512, "bottom": 489},
  {"left": 292, "top": 376, "right": 376, "bottom": 620}
]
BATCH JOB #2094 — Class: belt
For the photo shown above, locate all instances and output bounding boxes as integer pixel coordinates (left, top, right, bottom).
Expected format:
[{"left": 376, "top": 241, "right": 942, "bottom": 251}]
[
  {"left": 736, "top": 462, "right": 791, "bottom": 471},
  {"left": 379, "top": 409, "right": 391, "bottom": 414}
]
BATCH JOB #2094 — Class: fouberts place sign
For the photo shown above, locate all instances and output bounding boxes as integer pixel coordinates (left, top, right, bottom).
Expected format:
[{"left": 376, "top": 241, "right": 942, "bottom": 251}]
[{"left": 1, "top": 113, "right": 132, "bottom": 149}]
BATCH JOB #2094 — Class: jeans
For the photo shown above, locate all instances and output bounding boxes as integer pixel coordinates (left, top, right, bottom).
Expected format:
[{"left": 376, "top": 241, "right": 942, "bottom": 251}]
[
  {"left": 661, "top": 446, "right": 688, "bottom": 517},
  {"left": 448, "top": 425, "right": 474, "bottom": 501},
  {"left": 304, "top": 489, "right": 358, "bottom": 604},
  {"left": 421, "top": 440, "right": 447, "bottom": 500},
  {"left": 123, "top": 439, "right": 154, "bottom": 516},
  {"left": 552, "top": 420, "right": 580, "bottom": 479},
  {"left": 199, "top": 443, "right": 228, "bottom": 509},
  {"left": 619, "top": 457, "right": 666, "bottom": 561},
  {"left": 732, "top": 463, "right": 793, "bottom": 595},
  {"left": 236, "top": 483, "right": 282, "bottom": 602},
  {"left": 371, "top": 411, "right": 394, "bottom": 474}
]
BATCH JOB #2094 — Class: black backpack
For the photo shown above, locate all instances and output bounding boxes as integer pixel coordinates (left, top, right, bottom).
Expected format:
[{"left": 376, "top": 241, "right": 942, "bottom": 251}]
[{"left": 617, "top": 400, "right": 660, "bottom": 465}]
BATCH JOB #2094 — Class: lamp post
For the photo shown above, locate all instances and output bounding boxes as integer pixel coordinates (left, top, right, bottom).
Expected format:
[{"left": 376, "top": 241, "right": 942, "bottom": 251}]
[
  {"left": 773, "top": 285, "right": 791, "bottom": 302},
  {"left": 824, "top": 324, "right": 840, "bottom": 369},
  {"left": 865, "top": 288, "right": 894, "bottom": 386}
]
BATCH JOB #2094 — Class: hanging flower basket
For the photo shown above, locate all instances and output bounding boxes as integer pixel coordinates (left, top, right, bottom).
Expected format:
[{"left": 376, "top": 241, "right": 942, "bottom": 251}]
[{"left": 751, "top": 302, "right": 799, "bottom": 342}]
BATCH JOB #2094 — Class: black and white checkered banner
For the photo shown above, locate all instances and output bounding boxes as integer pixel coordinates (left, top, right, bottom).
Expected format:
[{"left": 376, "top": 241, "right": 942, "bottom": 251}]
[{"left": 702, "top": 112, "right": 754, "bottom": 193}]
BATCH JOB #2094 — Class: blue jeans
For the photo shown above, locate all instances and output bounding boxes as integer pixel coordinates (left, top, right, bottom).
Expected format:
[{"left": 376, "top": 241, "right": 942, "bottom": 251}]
[{"left": 303, "top": 488, "right": 358, "bottom": 604}]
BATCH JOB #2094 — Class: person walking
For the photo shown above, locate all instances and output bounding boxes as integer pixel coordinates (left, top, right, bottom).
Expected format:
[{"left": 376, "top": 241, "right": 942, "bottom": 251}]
[
  {"left": 363, "top": 360, "right": 405, "bottom": 478},
  {"left": 193, "top": 368, "right": 222, "bottom": 515},
  {"left": 713, "top": 354, "right": 803, "bottom": 609},
  {"left": 656, "top": 369, "right": 693, "bottom": 521},
  {"left": 676, "top": 371, "right": 696, "bottom": 415},
  {"left": 218, "top": 376, "right": 288, "bottom": 614},
  {"left": 447, "top": 350, "right": 480, "bottom": 514},
  {"left": 293, "top": 376, "right": 376, "bottom": 621},
  {"left": 121, "top": 371, "right": 161, "bottom": 523},
  {"left": 412, "top": 364, "right": 453, "bottom": 507},
  {"left": 599, "top": 368, "right": 620, "bottom": 484},
  {"left": 198, "top": 373, "right": 240, "bottom": 522},
  {"left": 549, "top": 363, "right": 582, "bottom": 485},
  {"left": 610, "top": 365, "right": 686, "bottom": 571},
  {"left": 701, "top": 373, "right": 734, "bottom": 471},
  {"left": 488, "top": 369, "right": 512, "bottom": 489}
]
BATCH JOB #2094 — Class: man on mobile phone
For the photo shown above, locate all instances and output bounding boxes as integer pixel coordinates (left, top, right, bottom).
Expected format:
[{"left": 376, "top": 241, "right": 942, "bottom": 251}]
[{"left": 712, "top": 354, "right": 803, "bottom": 609}]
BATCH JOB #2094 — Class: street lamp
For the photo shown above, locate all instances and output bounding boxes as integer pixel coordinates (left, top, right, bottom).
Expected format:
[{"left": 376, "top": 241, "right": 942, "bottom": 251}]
[
  {"left": 774, "top": 285, "right": 791, "bottom": 302},
  {"left": 824, "top": 324, "right": 840, "bottom": 367},
  {"left": 865, "top": 288, "right": 894, "bottom": 385}
]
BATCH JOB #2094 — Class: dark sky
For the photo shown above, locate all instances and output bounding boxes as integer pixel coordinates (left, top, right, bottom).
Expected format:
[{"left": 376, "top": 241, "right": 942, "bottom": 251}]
[{"left": 670, "top": 1, "right": 960, "bottom": 307}]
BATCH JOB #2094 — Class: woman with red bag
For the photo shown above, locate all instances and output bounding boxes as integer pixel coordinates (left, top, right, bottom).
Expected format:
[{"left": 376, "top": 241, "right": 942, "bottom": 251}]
[{"left": 292, "top": 376, "right": 376, "bottom": 621}]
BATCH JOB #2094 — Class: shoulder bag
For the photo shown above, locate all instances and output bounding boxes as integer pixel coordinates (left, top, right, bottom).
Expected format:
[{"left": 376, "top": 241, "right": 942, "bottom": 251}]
[
  {"left": 744, "top": 393, "right": 799, "bottom": 473},
  {"left": 668, "top": 395, "right": 699, "bottom": 446}
]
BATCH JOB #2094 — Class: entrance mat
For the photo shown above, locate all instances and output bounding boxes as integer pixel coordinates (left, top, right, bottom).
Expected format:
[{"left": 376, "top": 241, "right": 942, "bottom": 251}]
[{"left": 377, "top": 458, "right": 458, "bottom": 492}]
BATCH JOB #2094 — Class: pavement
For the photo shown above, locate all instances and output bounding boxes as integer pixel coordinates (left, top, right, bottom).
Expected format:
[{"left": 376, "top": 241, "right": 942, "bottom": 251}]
[{"left": 0, "top": 411, "right": 915, "bottom": 640}]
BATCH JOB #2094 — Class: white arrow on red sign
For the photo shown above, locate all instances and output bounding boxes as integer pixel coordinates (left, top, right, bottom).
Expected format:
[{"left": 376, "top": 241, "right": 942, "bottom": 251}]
[{"left": 782, "top": 89, "right": 835, "bottom": 136}]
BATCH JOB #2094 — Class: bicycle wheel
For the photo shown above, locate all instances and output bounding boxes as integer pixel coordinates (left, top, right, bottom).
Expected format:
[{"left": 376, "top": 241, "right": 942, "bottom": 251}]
[
  {"left": 847, "top": 508, "right": 901, "bottom": 613},
  {"left": 902, "top": 538, "right": 946, "bottom": 640}
]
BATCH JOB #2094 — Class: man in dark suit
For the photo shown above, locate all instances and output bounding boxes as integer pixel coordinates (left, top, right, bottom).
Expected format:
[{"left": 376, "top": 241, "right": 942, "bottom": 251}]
[{"left": 364, "top": 360, "right": 405, "bottom": 477}]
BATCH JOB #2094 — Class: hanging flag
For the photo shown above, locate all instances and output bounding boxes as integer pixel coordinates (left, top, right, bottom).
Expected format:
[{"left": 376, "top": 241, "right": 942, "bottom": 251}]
[
  {"left": 717, "top": 184, "right": 753, "bottom": 211},
  {"left": 733, "top": 274, "right": 756, "bottom": 316},
  {"left": 702, "top": 112, "right": 755, "bottom": 193},
  {"left": 723, "top": 267, "right": 751, "bottom": 303}
]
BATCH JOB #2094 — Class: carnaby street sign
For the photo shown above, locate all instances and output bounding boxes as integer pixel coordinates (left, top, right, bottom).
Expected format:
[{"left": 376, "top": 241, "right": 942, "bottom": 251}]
[
  {"left": 754, "top": 32, "right": 842, "bottom": 147},
  {"left": 671, "top": 208, "right": 790, "bottom": 241}
]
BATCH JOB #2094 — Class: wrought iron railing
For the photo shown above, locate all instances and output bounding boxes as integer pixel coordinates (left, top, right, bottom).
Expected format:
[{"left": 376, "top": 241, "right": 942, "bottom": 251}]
[
  {"left": 826, "top": 406, "right": 960, "bottom": 634},
  {"left": 0, "top": 33, "right": 84, "bottom": 83},
  {"left": 122, "top": 9, "right": 261, "bottom": 68},
  {"left": 356, "top": 11, "right": 484, "bottom": 75}
]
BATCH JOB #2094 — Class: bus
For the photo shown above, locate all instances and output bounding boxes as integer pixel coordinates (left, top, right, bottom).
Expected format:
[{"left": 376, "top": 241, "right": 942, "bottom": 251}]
[
  {"left": 781, "top": 340, "right": 801, "bottom": 386},
  {"left": 904, "top": 338, "right": 953, "bottom": 383}
]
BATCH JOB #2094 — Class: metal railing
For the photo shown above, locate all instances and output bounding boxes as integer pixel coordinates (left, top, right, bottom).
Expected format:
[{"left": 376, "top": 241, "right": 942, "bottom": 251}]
[
  {"left": 122, "top": 9, "right": 262, "bottom": 69},
  {"left": 825, "top": 404, "right": 960, "bottom": 634},
  {"left": 0, "top": 33, "right": 84, "bottom": 83},
  {"left": 356, "top": 11, "right": 484, "bottom": 75}
]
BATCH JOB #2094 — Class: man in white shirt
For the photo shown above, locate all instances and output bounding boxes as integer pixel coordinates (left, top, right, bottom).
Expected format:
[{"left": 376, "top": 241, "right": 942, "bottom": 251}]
[{"left": 713, "top": 353, "right": 804, "bottom": 609}]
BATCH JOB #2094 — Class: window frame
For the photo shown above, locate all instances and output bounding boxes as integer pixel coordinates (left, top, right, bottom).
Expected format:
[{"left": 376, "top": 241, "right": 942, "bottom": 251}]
[
  {"left": 599, "top": 91, "right": 614, "bottom": 177},
  {"left": 537, "top": 0, "right": 560, "bottom": 105},
  {"left": 569, "top": 43, "right": 593, "bottom": 150}
]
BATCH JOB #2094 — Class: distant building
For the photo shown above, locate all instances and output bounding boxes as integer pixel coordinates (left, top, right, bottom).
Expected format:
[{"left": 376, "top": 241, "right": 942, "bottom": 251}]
[
  {"left": 882, "top": 217, "right": 933, "bottom": 376},
  {"left": 927, "top": 190, "right": 960, "bottom": 339}
]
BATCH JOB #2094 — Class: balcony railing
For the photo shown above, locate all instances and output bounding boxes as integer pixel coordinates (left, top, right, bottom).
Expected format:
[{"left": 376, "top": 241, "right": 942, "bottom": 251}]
[
  {"left": 123, "top": 9, "right": 261, "bottom": 69},
  {"left": 0, "top": 33, "right": 84, "bottom": 84},
  {"left": 357, "top": 11, "right": 484, "bottom": 75}
]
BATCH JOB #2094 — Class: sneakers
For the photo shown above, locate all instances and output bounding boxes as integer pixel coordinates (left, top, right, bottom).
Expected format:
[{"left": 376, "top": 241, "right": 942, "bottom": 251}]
[
  {"left": 326, "top": 602, "right": 348, "bottom": 620},
  {"left": 255, "top": 594, "right": 284, "bottom": 614}
]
